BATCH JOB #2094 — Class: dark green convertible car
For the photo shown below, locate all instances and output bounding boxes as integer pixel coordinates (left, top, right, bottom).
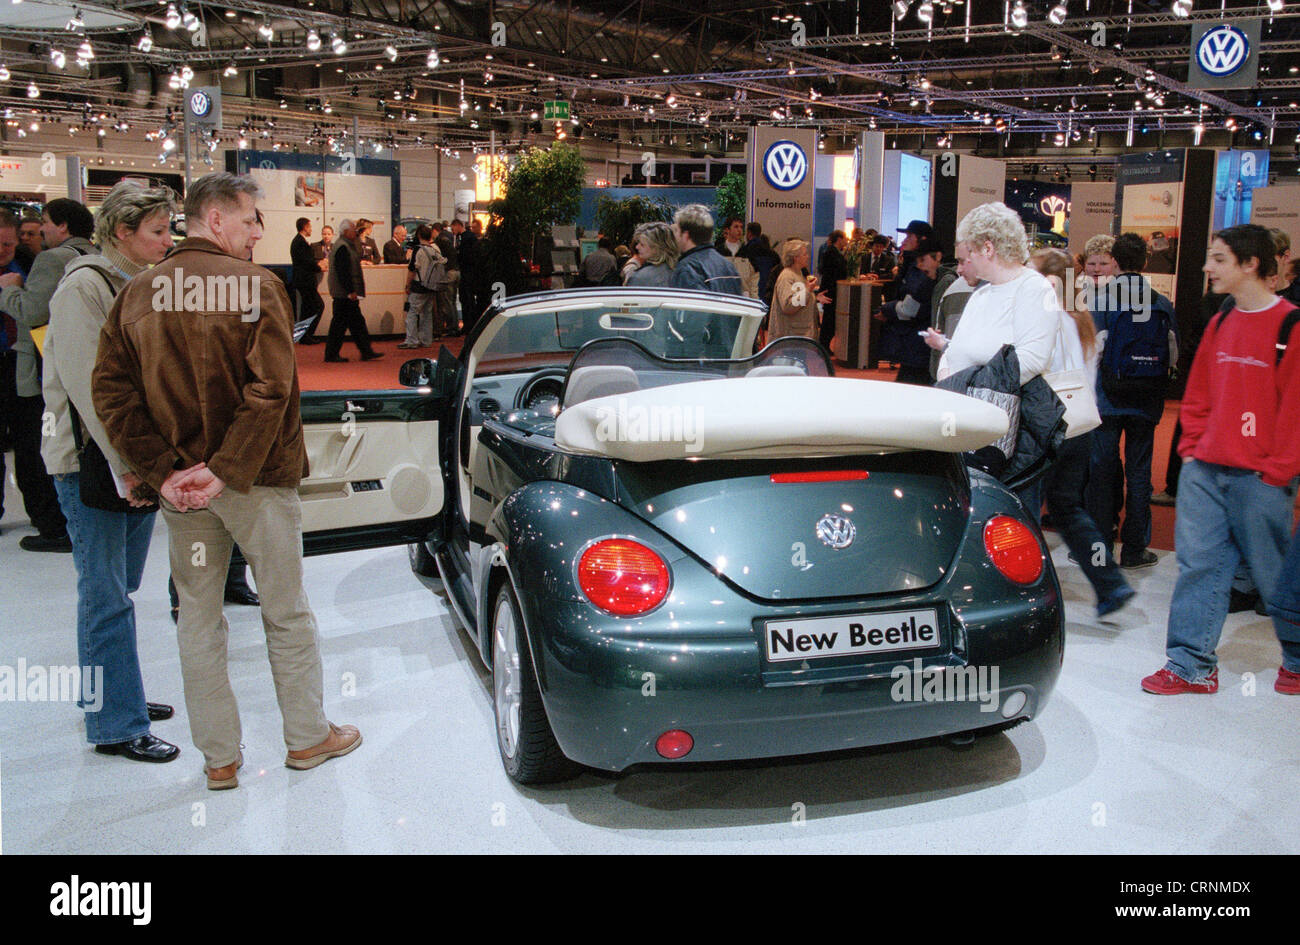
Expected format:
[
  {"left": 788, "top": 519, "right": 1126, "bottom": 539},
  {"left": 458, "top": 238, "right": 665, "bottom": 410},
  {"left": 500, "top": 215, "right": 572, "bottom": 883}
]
[{"left": 298, "top": 288, "right": 1064, "bottom": 784}]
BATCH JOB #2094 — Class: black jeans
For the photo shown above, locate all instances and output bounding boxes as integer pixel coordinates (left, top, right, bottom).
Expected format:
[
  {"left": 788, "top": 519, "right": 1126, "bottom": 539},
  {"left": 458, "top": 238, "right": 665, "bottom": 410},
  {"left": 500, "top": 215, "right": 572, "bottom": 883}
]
[
  {"left": 296, "top": 284, "right": 325, "bottom": 339},
  {"left": 325, "top": 297, "right": 375, "bottom": 359},
  {"left": 1044, "top": 434, "right": 1131, "bottom": 603},
  {"left": 1086, "top": 414, "right": 1156, "bottom": 558},
  {"left": 8, "top": 388, "right": 67, "bottom": 537}
]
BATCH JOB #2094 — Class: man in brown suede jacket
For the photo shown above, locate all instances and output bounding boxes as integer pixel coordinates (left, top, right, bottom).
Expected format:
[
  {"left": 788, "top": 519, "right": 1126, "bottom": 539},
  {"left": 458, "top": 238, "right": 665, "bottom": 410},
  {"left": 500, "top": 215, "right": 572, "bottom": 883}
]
[{"left": 93, "top": 172, "right": 361, "bottom": 790}]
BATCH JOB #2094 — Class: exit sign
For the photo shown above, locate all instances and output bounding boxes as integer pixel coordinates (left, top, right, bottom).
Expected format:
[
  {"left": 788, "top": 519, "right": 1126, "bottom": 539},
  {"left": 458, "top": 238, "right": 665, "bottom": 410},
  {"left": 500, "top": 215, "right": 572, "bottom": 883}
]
[{"left": 543, "top": 100, "right": 570, "bottom": 121}]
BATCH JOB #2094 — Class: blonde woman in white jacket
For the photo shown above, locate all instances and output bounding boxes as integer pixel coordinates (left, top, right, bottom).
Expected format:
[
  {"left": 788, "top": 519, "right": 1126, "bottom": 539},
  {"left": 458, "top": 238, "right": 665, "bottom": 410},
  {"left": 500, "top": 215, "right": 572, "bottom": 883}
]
[
  {"left": 41, "top": 180, "right": 181, "bottom": 763},
  {"left": 1031, "top": 248, "right": 1135, "bottom": 619}
]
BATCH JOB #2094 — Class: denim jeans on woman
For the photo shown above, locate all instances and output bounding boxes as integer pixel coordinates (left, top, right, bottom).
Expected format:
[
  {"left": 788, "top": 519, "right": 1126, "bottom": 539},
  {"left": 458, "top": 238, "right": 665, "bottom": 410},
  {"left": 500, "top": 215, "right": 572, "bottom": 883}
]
[
  {"left": 1164, "top": 460, "right": 1298, "bottom": 682},
  {"left": 53, "top": 473, "right": 156, "bottom": 744}
]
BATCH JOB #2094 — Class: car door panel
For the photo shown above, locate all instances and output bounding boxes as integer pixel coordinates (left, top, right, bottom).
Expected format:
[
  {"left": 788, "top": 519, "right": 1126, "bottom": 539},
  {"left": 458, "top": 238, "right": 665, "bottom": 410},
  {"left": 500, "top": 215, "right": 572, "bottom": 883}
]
[{"left": 298, "top": 388, "right": 448, "bottom": 556}]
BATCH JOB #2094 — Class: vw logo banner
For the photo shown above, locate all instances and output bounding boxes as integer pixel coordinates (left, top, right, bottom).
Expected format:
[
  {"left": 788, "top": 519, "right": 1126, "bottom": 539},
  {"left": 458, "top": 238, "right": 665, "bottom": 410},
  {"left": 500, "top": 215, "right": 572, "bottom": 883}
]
[
  {"left": 1188, "top": 21, "right": 1259, "bottom": 90},
  {"left": 763, "top": 140, "right": 809, "bottom": 191}
]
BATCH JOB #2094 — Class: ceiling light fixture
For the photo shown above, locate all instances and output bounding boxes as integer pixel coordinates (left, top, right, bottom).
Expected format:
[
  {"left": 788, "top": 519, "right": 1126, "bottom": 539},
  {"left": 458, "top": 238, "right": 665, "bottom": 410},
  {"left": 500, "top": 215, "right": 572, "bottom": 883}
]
[
  {"left": 892, "top": 0, "right": 911, "bottom": 20},
  {"left": 1048, "top": 1, "right": 1068, "bottom": 25},
  {"left": 331, "top": 33, "right": 347, "bottom": 54},
  {"left": 306, "top": 29, "right": 321, "bottom": 51},
  {"left": 164, "top": 4, "right": 181, "bottom": 30},
  {"left": 137, "top": 30, "right": 153, "bottom": 53},
  {"left": 385, "top": 44, "right": 398, "bottom": 62},
  {"left": 917, "top": 0, "right": 934, "bottom": 24},
  {"left": 427, "top": 48, "right": 440, "bottom": 68},
  {"left": 258, "top": 18, "right": 274, "bottom": 41},
  {"left": 1010, "top": 0, "right": 1029, "bottom": 29},
  {"left": 50, "top": 48, "right": 66, "bottom": 69},
  {"left": 1172, "top": 0, "right": 1193, "bottom": 16}
]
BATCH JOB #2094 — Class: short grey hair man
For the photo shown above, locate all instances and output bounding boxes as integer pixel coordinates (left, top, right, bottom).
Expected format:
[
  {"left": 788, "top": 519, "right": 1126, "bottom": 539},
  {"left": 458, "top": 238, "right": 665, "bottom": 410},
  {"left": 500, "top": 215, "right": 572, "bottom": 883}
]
[
  {"left": 673, "top": 203, "right": 715, "bottom": 249},
  {"left": 182, "top": 172, "right": 263, "bottom": 223}
]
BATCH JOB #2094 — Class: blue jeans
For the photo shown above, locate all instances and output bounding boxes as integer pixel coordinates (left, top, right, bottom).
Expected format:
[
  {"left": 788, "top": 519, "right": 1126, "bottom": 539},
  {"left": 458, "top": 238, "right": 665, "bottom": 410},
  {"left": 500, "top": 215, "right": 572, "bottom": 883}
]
[
  {"left": 1164, "top": 460, "right": 1297, "bottom": 682},
  {"left": 1043, "top": 434, "right": 1132, "bottom": 605},
  {"left": 1268, "top": 523, "right": 1300, "bottom": 673},
  {"left": 54, "top": 473, "right": 156, "bottom": 744},
  {"left": 1087, "top": 414, "right": 1155, "bottom": 557}
]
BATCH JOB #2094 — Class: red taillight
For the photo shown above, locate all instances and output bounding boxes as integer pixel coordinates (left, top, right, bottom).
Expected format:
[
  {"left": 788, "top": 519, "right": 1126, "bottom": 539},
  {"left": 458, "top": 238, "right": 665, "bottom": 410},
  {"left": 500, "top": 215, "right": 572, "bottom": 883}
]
[
  {"left": 770, "top": 470, "right": 870, "bottom": 484},
  {"left": 577, "top": 538, "right": 670, "bottom": 616},
  {"left": 983, "top": 515, "right": 1044, "bottom": 584},
  {"left": 655, "top": 730, "right": 694, "bottom": 759}
]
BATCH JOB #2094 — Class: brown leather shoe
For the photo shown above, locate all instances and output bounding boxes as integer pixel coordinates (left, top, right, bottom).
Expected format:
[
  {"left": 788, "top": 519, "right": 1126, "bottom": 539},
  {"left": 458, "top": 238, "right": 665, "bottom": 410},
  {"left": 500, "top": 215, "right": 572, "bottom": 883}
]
[
  {"left": 206, "top": 750, "right": 243, "bottom": 790},
  {"left": 285, "top": 722, "right": 362, "bottom": 770}
]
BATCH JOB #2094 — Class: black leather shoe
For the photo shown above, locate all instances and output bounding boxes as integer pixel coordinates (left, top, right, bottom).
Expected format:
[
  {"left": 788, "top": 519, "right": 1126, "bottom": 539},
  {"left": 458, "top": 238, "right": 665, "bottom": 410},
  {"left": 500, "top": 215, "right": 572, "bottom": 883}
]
[
  {"left": 94, "top": 734, "right": 180, "bottom": 763},
  {"left": 324, "top": 355, "right": 349, "bottom": 362},
  {"left": 224, "top": 585, "right": 260, "bottom": 606},
  {"left": 147, "top": 702, "right": 174, "bottom": 721},
  {"left": 19, "top": 533, "right": 72, "bottom": 553},
  {"left": 360, "top": 351, "right": 385, "bottom": 361}
]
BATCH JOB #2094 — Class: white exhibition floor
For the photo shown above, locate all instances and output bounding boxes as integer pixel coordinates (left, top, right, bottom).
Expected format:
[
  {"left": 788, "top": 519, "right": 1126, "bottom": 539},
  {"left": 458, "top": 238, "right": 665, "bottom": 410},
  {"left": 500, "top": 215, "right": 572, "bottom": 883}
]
[{"left": 1, "top": 471, "right": 1296, "bottom": 855}]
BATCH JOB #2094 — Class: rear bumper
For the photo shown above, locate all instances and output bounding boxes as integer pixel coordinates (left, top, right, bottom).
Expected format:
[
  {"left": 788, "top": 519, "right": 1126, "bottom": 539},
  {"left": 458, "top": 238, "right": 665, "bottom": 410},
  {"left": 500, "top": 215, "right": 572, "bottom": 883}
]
[{"left": 516, "top": 588, "right": 1063, "bottom": 772}]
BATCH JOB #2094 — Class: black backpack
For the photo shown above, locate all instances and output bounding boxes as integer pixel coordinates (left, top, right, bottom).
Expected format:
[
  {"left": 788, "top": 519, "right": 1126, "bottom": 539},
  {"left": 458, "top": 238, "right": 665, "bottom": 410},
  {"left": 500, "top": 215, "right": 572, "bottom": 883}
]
[{"left": 1097, "top": 274, "right": 1176, "bottom": 401}]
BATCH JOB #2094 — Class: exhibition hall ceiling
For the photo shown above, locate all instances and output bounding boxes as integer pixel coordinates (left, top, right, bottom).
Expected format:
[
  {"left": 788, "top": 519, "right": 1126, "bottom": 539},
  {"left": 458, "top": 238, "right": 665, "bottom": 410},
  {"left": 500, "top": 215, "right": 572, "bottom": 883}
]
[{"left": 0, "top": 0, "right": 1298, "bottom": 172}]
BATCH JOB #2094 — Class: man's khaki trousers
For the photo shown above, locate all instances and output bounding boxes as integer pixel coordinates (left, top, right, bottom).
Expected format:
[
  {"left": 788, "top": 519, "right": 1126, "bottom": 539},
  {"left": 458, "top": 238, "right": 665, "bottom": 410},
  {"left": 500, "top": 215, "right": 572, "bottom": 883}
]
[{"left": 163, "top": 486, "right": 329, "bottom": 768}]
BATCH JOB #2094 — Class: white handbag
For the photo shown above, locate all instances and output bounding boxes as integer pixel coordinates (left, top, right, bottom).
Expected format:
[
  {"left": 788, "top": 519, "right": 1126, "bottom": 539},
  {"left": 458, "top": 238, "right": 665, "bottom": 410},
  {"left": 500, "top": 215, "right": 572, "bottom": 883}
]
[{"left": 1043, "top": 314, "right": 1102, "bottom": 439}]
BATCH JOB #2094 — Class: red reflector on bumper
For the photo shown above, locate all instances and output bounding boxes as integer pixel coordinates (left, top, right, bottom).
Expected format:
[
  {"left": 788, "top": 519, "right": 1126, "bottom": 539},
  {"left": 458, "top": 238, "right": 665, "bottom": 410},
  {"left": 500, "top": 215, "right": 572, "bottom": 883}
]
[
  {"left": 655, "top": 730, "right": 694, "bottom": 759},
  {"left": 770, "top": 470, "right": 870, "bottom": 484}
]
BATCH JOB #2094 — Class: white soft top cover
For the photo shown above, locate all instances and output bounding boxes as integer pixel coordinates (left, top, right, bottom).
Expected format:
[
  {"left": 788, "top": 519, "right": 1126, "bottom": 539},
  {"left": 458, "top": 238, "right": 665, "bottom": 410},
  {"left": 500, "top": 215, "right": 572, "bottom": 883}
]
[{"left": 554, "top": 375, "right": 1010, "bottom": 461}]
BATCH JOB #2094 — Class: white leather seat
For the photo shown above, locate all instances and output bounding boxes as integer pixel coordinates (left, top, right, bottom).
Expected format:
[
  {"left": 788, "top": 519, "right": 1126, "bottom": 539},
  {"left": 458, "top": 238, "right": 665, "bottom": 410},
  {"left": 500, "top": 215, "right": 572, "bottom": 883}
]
[{"left": 563, "top": 365, "right": 640, "bottom": 407}]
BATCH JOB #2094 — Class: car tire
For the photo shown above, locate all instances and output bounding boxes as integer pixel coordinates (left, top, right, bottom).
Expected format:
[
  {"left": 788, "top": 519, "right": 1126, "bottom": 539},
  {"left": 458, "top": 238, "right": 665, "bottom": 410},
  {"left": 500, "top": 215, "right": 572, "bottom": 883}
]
[
  {"left": 408, "top": 540, "right": 438, "bottom": 576},
  {"left": 491, "top": 581, "right": 580, "bottom": 784}
]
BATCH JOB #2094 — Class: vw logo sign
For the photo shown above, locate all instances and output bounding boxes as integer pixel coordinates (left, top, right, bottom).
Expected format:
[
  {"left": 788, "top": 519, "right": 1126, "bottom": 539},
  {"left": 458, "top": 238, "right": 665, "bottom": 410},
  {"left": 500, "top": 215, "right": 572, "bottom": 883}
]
[
  {"left": 1196, "top": 25, "right": 1249, "bottom": 77},
  {"left": 815, "top": 513, "right": 856, "bottom": 550},
  {"left": 763, "top": 140, "right": 808, "bottom": 191},
  {"left": 188, "top": 90, "right": 211, "bottom": 118}
]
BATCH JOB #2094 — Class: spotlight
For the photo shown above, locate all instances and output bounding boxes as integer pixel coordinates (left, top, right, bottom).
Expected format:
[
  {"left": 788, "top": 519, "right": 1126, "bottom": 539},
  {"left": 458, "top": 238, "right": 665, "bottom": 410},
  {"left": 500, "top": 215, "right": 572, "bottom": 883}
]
[
  {"left": 1010, "top": 0, "right": 1029, "bottom": 29},
  {"left": 426, "top": 48, "right": 440, "bottom": 69},
  {"left": 917, "top": 0, "right": 934, "bottom": 24},
  {"left": 331, "top": 33, "right": 347, "bottom": 54},
  {"left": 258, "top": 19, "right": 274, "bottom": 41},
  {"left": 27, "top": 81, "right": 40, "bottom": 98},
  {"left": 181, "top": 64, "right": 194, "bottom": 82},
  {"left": 50, "top": 48, "right": 66, "bottom": 69},
  {"left": 137, "top": 30, "right": 153, "bottom": 53},
  {"left": 223, "top": 61, "right": 238, "bottom": 77},
  {"left": 1172, "top": 0, "right": 1193, "bottom": 16},
  {"left": 164, "top": 4, "right": 181, "bottom": 30},
  {"left": 76, "top": 40, "right": 94, "bottom": 65},
  {"left": 385, "top": 44, "right": 398, "bottom": 62},
  {"left": 66, "top": 7, "right": 85, "bottom": 30},
  {"left": 0, "top": 65, "right": 9, "bottom": 82},
  {"left": 182, "top": 7, "right": 200, "bottom": 31},
  {"left": 1049, "top": 1, "right": 1068, "bottom": 25},
  {"left": 306, "top": 29, "right": 321, "bottom": 52},
  {"left": 892, "top": 0, "right": 911, "bottom": 20},
  {"left": 1267, "top": 0, "right": 1283, "bottom": 11}
]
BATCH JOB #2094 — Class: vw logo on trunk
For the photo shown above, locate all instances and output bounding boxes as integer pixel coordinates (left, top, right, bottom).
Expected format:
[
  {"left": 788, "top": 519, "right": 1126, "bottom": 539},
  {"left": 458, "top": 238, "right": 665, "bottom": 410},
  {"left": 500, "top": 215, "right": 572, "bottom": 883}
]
[
  {"left": 763, "top": 140, "right": 808, "bottom": 190},
  {"left": 815, "top": 513, "right": 856, "bottom": 549},
  {"left": 1196, "top": 25, "right": 1249, "bottom": 77}
]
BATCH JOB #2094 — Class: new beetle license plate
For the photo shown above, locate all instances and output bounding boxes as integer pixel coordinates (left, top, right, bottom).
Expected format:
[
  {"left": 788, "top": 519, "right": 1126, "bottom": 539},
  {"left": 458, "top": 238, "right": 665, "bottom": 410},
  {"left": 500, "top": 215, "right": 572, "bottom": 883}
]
[{"left": 764, "top": 608, "right": 941, "bottom": 662}]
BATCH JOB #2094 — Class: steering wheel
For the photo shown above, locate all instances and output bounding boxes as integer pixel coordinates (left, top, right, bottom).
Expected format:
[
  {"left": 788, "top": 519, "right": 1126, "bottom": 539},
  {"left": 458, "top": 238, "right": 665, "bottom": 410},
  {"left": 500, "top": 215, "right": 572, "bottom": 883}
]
[{"left": 514, "top": 367, "right": 569, "bottom": 411}]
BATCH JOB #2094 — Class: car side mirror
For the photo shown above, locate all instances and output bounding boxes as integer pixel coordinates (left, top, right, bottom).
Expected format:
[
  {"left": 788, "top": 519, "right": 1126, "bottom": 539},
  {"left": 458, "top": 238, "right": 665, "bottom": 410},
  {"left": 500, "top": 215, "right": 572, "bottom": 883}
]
[{"left": 399, "top": 357, "right": 436, "bottom": 388}]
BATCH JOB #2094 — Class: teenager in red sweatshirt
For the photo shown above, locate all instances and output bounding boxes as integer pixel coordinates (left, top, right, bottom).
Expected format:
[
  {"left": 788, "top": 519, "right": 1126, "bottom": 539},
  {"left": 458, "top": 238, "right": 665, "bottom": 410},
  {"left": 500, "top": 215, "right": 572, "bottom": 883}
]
[{"left": 1143, "top": 224, "right": 1300, "bottom": 696}]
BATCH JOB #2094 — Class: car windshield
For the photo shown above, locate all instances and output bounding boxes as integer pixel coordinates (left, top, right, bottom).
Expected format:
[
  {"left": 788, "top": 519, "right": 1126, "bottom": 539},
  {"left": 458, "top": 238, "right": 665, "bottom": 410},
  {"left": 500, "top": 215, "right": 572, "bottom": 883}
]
[{"left": 477, "top": 295, "right": 761, "bottom": 372}]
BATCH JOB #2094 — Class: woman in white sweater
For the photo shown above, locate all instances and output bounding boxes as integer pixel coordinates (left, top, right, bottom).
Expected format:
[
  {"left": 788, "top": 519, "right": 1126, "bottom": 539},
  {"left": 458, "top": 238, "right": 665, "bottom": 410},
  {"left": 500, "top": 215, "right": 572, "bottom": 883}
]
[
  {"left": 42, "top": 181, "right": 181, "bottom": 763},
  {"left": 931, "top": 202, "right": 1059, "bottom": 386}
]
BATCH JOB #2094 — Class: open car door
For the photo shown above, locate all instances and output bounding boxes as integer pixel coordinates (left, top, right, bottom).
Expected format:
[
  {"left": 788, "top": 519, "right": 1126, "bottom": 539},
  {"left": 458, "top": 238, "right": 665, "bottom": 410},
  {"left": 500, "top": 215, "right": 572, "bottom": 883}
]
[{"left": 297, "top": 356, "right": 455, "bottom": 558}]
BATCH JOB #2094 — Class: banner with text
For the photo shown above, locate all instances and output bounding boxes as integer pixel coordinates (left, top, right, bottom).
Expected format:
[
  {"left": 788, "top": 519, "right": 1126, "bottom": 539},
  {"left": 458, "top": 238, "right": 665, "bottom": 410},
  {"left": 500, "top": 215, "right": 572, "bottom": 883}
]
[
  {"left": 749, "top": 126, "right": 817, "bottom": 246},
  {"left": 1067, "top": 181, "right": 1117, "bottom": 259}
]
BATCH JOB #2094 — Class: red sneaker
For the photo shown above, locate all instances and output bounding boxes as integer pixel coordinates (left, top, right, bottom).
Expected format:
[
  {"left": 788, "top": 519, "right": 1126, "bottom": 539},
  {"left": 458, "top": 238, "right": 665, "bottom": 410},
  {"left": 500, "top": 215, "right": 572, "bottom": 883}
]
[
  {"left": 1276, "top": 667, "right": 1300, "bottom": 695},
  {"left": 1141, "top": 667, "right": 1219, "bottom": 695}
]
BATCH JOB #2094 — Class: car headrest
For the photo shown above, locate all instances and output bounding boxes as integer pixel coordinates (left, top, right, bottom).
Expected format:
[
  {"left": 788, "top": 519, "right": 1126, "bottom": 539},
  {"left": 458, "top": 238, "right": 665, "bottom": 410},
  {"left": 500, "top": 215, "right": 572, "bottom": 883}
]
[
  {"left": 746, "top": 364, "right": 807, "bottom": 378},
  {"left": 563, "top": 364, "right": 640, "bottom": 407}
]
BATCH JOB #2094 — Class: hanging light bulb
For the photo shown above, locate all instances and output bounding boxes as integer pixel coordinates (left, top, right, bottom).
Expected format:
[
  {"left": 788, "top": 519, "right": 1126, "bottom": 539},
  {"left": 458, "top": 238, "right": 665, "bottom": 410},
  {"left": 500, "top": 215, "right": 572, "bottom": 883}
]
[
  {"left": 164, "top": 3, "right": 181, "bottom": 30},
  {"left": 1010, "top": 0, "right": 1029, "bottom": 29},
  {"left": 892, "top": 0, "right": 911, "bottom": 20},
  {"left": 1172, "top": 0, "right": 1193, "bottom": 16},
  {"left": 306, "top": 29, "right": 321, "bottom": 52},
  {"left": 1049, "top": 1, "right": 1068, "bottom": 25},
  {"left": 331, "top": 32, "right": 347, "bottom": 54},
  {"left": 385, "top": 44, "right": 398, "bottom": 62},
  {"left": 50, "top": 48, "right": 67, "bottom": 69},
  {"left": 426, "top": 48, "right": 440, "bottom": 68}
]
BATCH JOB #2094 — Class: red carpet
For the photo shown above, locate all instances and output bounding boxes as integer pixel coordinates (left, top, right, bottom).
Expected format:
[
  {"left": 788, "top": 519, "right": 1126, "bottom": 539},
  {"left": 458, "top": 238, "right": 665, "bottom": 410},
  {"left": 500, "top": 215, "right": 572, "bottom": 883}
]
[{"left": 299, "top": 344, "right": 1290, "bottom": 553}]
